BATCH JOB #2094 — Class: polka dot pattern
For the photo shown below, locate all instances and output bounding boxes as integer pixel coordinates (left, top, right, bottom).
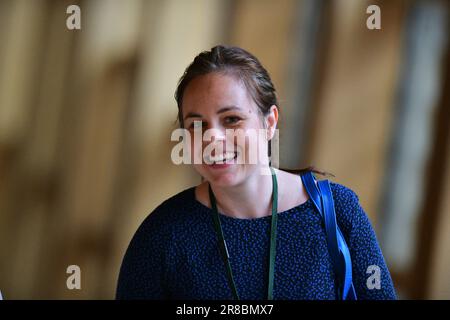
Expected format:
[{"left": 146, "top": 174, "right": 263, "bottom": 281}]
[{"left": 116, "top": 181, "right": 397, "bottom": 300}]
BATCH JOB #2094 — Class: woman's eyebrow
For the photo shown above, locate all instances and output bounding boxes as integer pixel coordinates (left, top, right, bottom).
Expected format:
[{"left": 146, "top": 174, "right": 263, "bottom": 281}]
[
  {"left": 184, "top": 112, "right": 203, "bottom": 120},
  {"left": 217, "top": 106, "right": 241, "bottom": 114},
  {"left": 184, "top": 106, "right": 242, "bottom": 120}
]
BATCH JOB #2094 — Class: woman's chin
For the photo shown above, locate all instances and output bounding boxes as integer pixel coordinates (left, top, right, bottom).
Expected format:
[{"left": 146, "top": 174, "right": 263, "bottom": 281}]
[{"left": 202, "top": 164, "right": 242, "bottom": 187}]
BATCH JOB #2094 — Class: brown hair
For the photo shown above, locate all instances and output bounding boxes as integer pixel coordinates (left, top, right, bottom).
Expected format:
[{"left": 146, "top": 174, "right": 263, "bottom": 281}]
[{"left": 174, "top": 45, "right": 333, "bottom": 178}]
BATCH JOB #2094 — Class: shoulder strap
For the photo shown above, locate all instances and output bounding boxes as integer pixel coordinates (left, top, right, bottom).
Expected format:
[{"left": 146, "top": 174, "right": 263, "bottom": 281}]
[{"left": 301, "top": 171, "right": 357, "bottom": 300}]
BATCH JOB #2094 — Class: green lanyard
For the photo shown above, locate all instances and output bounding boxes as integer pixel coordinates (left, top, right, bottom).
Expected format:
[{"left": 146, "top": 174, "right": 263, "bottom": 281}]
[{"left": 208, "top": 167, "right": 278, "bottom": 300}]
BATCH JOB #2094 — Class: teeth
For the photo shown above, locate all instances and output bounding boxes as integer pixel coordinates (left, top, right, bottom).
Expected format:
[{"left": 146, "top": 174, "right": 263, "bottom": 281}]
[{"left": 208, "top": 152, "right": 236, "bottom": 163}]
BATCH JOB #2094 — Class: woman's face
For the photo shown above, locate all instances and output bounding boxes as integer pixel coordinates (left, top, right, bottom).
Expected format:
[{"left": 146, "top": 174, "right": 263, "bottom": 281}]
[{"left": 181, "top": 72, "right": 277, "bottom": 187}]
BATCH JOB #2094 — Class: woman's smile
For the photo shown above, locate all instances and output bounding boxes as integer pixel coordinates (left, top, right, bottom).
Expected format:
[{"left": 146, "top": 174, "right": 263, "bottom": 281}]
[{"left": 206, "top": 151, "right": 237, "bottom": 164}]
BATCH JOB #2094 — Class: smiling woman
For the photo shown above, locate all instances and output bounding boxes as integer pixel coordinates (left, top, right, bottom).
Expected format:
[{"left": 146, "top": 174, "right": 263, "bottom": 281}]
[{"left": 116, "top": 45, "right": 396, "bottom": 300}]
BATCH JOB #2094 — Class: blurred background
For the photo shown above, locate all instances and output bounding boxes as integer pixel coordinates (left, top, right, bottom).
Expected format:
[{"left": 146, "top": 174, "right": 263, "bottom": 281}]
[{"left": 0, "top": 0, "right": 449, "bottom": 299}]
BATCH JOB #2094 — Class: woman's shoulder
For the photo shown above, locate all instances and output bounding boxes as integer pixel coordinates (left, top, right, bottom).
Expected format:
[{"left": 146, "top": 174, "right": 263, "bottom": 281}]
[
  {"left": 328, "top": 180, "right": 360, "bottom": 206},
  {"left": 158, "top": 186, "right": 197, "bottom": 210},
  {"left": 132, "top": 187, "right": 198, "bottom": 237},
  {"left": 327, "top": 180, "right": 369, "bottom": 234},
  {"left": 147, "top": 186, "right": 198, "bottom": 221}
]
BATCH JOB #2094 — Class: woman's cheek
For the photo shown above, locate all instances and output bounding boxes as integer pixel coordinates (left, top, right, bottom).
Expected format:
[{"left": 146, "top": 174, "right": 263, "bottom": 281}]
[
  {"left": 189, "top": 137, "right": 203, "bottom": 165},
  {"left": 233, "top": 130, "right": 248, "bottom": 164},
  {"left": 257, "top": 129, "right": 269, "bottom": 166},
  {"left": 241, "top": 127, "right": 266, "bottom": 165}
]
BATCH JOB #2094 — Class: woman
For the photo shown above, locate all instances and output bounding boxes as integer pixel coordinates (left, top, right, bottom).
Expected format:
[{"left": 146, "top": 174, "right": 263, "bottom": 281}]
[{"left": 116, "top": 45, "right": 396, "bottom": 300}]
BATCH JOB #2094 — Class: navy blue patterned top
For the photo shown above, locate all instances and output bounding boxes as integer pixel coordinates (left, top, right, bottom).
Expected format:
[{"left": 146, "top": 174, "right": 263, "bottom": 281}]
[{"left": 116, "top": 181, "right": 396, "bottom": 300}]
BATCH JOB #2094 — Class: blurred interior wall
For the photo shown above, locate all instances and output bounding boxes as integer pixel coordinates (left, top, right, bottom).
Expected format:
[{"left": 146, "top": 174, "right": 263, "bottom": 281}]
[
  {"left": 0, "top": 0, "right": 449, "bottom": 299},
  {"left": 429, "top": 139, "right": 450, "bottom": 299},
  {"left": 0, "top": 0, "right": 229, "bottom": 299},
  {"left": 378, "top": 0, "right": 449, "bottom": 299},
  {"left": 307, "top": 0, "right": 406, "bottom": 227}
]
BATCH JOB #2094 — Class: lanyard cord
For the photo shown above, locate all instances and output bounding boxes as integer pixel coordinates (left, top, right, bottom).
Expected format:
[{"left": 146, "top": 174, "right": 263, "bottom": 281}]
[{"left": 208, "top": 167, "right": 278, "bottom": 300}]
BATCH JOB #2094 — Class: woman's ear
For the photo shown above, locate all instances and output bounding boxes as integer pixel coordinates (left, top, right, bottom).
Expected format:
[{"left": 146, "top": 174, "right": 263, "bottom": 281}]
[{"left": 265, "top": 105, "right": 279, "bottom": 140}]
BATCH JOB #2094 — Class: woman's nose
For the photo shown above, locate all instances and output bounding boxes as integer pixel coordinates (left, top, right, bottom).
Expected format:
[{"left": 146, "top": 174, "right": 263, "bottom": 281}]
[{"left": 204, "top": 127, "right": 226, "bottom": 142}]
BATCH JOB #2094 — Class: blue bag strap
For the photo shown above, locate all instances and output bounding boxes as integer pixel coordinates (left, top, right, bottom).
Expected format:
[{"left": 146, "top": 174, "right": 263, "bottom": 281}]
[
  {"left": 301, "top": 171, "right": 323, "bottom": 213},
  {"left": 337, "top": 227, "right": 357, "bottom": 300},
  {"left": 301, "top": 171, "right": 357, "bottom": 300},
  {"left": 318, "top": 180, "right": 356, "bottom": 300},
  {"left": 318, "top": 180, "right": 343, "bottom": 275}
]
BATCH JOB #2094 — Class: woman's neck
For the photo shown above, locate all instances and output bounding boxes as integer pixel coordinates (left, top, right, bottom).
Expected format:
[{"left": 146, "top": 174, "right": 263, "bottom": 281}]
[{"left": 209, "top": 168, "right": 275, "bottom": 219}]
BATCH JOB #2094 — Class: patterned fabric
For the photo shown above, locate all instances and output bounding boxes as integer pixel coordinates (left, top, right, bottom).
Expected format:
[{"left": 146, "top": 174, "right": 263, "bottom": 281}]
[{"left": 116, "top": 181, "right": 396, "bottom": 300}]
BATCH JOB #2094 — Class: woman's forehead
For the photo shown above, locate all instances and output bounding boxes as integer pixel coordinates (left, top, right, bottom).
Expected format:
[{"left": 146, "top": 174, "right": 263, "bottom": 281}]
[{"left": 182, "top": 73, "right": 256, "bottom": 115}]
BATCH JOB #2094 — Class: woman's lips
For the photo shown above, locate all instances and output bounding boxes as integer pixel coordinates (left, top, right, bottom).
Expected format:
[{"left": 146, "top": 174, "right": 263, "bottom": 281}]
[
  {"left": 207, "top": 151, "right": 236, "bottom": 163},
  {"left": 208, "top": 162, "right": 232, "bottom": 169},
  {"left": 206, "top": 152, "right": 238, "bottom": 169}
]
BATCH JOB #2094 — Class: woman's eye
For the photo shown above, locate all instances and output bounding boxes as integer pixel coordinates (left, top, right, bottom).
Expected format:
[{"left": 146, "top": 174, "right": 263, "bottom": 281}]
[{"left": 224, "top": 116, "right": 241, "bottom": 125}]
